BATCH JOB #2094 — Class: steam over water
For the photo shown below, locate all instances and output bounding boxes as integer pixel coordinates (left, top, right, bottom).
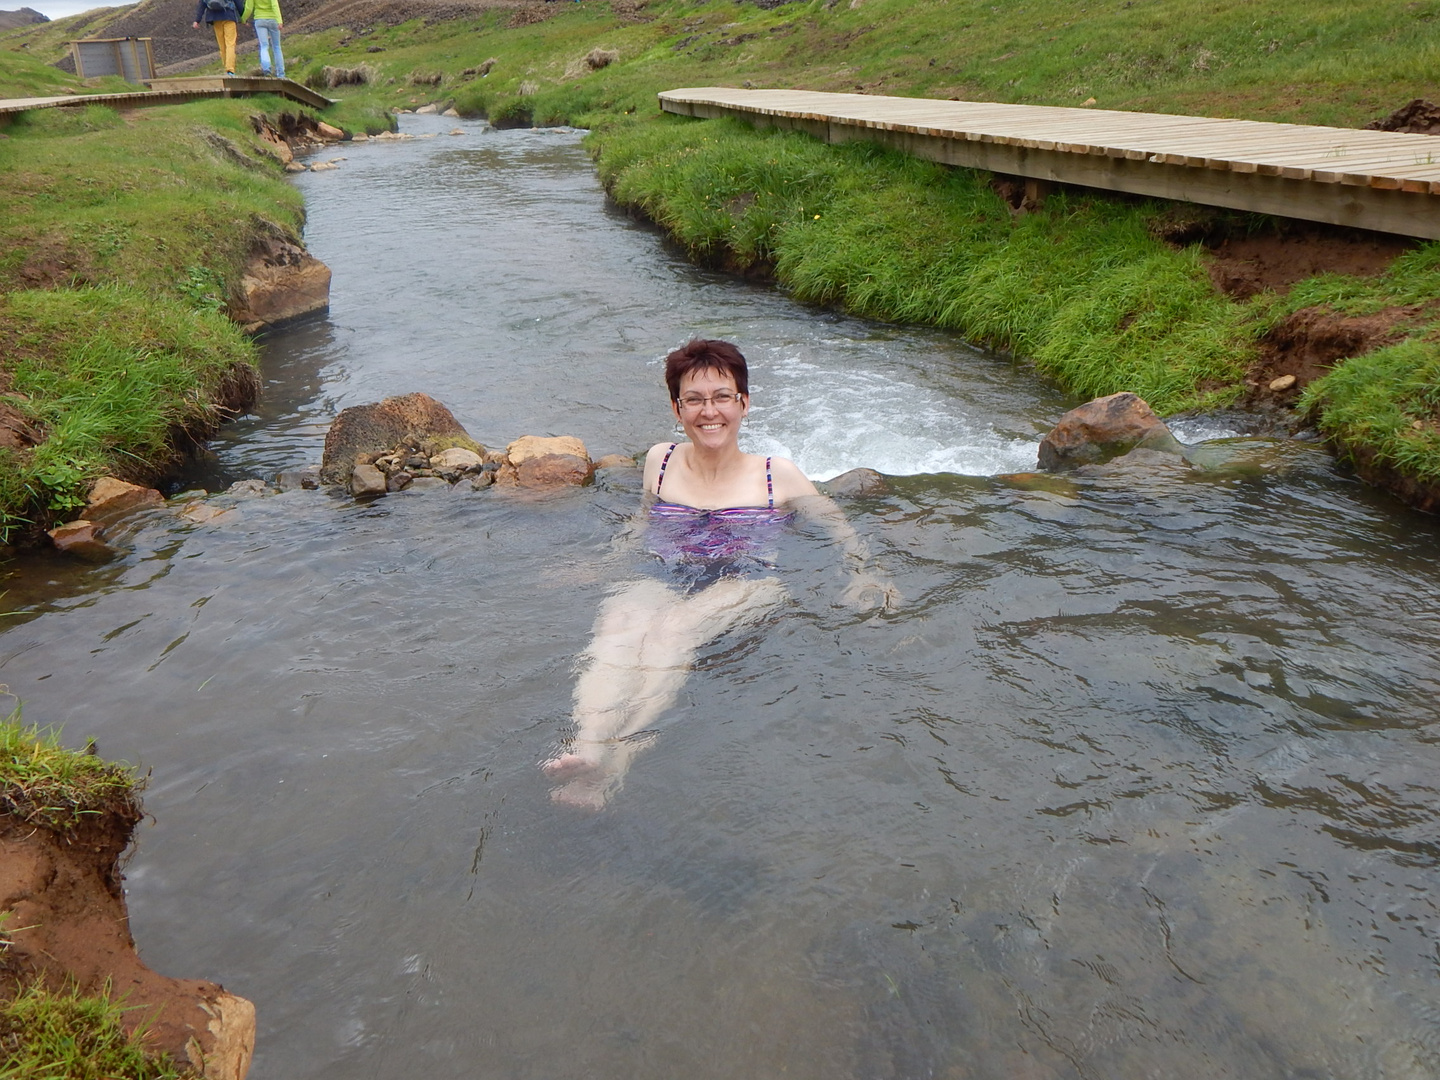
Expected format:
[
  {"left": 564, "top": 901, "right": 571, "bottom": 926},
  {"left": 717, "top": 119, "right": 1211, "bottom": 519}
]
[{"left": 4, "top": 116, "right": 1440, "bottom": 1080}]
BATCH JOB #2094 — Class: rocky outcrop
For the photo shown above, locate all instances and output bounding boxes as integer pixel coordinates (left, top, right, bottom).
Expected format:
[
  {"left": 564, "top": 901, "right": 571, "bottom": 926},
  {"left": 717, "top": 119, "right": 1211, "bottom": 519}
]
[
  {"left": 0, "top": 810, "right": 255, "bottom": 1079},
  {"left": 229, "top": 231, "right": 331, "bottom": 333},
  {"left": 318, "top": 400, "right": 600, "bottom": 498},
  {"left": 320, "top": 392, "right": 480, "bottom": 485},
  {"left": 1037, "top": 392, "right": 1184, "bottom": 470}
]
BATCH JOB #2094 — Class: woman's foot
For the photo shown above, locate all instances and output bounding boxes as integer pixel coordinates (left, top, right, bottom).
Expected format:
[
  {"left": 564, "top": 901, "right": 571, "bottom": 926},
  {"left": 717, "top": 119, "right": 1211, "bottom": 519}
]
[
  {"left": 550, "top": 775, "right": 614, "bottom": 811},
  {"left": 540, "top": 751, "right": 600, "bottom": 780}
]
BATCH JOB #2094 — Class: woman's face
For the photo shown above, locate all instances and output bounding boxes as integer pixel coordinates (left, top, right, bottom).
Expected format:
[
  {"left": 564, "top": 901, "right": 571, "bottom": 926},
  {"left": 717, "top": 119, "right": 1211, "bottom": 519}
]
[{"left": 673, "top": 366, "right": 749, "bottom": 450}]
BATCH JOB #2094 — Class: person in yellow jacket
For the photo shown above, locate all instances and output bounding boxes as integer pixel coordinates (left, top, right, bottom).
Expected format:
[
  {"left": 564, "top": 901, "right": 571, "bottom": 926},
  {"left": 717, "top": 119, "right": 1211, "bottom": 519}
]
[
  {"left": 241, "top": 0, "right": 284, "bottom": 79},
  {"left": 192, "top": 0, "right": 240, "bottom": 77}
]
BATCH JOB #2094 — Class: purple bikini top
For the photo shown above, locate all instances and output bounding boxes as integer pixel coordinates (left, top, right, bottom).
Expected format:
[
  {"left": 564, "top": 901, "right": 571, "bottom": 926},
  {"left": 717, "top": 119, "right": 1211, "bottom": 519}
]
[{"left": 647, "top": 443, "right": 793, "bottom": 562}]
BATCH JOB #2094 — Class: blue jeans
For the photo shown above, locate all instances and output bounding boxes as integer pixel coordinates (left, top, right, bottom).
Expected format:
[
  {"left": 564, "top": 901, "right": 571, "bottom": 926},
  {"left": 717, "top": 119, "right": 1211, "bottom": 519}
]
[{"left": 253, "top": 18, "right": 283, "bottom": 77}]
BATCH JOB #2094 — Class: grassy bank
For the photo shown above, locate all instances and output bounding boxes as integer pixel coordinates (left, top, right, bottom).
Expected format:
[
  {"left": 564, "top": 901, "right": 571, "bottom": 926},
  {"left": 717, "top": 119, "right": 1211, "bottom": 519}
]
[
  {"left": 0, "top": 48, "right": 389, "bottom": 542},
  {"left": 0, "top": 706, "right": 142, "bottom": 830},
  {"left": 0, "top": 710, "right": 182, "bottom": 1079}
]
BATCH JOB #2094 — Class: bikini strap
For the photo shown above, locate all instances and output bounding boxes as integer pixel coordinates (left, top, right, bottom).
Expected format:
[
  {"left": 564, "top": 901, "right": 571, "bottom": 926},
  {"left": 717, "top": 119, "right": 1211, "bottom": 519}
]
[
  {"left": 765, "top": 457, "right": 774, "bottom": 508},
  {"left": 655, "top": 442, "right": 678, "bottom": 495}
]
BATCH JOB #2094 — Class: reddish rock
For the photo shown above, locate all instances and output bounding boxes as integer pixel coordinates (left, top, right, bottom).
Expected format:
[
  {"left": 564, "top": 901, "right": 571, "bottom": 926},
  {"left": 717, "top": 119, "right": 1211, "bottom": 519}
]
[
  {"left": 507, "top": 434, "right": 588, "bottom": 465},
  {"left": 496, "top": 435, "right": 594, "bottom": 488},
  {"left": 47, "top": 520, "right": 117, "bottom": 562},
  {"left": 1037, "top": 392, "right": 1181, "bottom": 471},
  {"left": 350, "top": 463, "right": 388, "bottom": 498},
  {"left": 518, "top": 453, "right": 594, "bottom": 487},
  {"left": 593, "top": 454, "right": 635, "bottom": 470},
  {"left": 84, "top": 477, "right": 163, "bottom": 524},
  {"left": 321, "top": 394, "right": 476, "bottom": 484}
]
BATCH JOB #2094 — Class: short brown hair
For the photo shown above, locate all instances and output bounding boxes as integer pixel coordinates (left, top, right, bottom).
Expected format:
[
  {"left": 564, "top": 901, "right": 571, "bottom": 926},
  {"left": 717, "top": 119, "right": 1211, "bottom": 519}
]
[{"left": 663, "top": 339, "right": 749, "bottom": 402}]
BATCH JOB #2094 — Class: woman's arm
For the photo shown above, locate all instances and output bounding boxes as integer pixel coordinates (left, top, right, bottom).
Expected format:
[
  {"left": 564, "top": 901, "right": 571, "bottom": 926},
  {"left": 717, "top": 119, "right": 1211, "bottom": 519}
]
[{"left": 771, "top": 458, "right": 899, "bottom": 611}]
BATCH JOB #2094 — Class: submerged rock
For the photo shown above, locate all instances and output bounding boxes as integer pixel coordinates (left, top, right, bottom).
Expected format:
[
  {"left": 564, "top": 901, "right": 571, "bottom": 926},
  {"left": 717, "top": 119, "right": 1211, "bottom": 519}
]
[
  {"left": 84, "top": 477, "right": 163, "bottom": 525},
  {"left": 275, "top": 466, "right": 320, "bottom": 491},
  {"left": 225, "top": 479, "right": 276, "bottom": 497},
  {"left": 47, "top": 519, "right": 117, "bottom": 561},
  {"left": 824, "top": 467, "right": 889, "bottom": 498},
  {"left": 1038, "top": 392, "right": 1183, "bottom": 471},
  {"left": 177, "top": 502, "right": 232, "bottom": 525}
]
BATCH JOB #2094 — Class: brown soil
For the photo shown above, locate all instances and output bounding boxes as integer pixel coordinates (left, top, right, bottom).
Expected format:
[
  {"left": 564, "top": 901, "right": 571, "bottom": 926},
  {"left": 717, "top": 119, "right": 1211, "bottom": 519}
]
[
  {"left": 0, "top": 809, "right": 238, "bottom": 1070},
  {"left": 1243, "top": 304, "right": 1425, "bottom": 407},
  {"left": 1203, "top": 226, "right": 1416, "bottom": 302},
  {"left": 1365, "top": 98, "right": 1440, "bottom": 135}
]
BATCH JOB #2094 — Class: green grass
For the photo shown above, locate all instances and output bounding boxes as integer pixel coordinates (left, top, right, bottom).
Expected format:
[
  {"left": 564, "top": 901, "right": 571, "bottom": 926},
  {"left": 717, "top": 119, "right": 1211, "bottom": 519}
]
[
  {"left": 1303, "top": 337, "right": 1440, "bottom": 483},
  {"left": 0, "top": 980, "right": 191, "bottom": 1080},
  {"left": 0, "top": 285, "right": 258, "bottom": 532},
  {"left": 227, "top": 0, "right": 1440, "bottom": 134},
  {"left": 0, "top": 706, "right": 142, "bottom": 832}
]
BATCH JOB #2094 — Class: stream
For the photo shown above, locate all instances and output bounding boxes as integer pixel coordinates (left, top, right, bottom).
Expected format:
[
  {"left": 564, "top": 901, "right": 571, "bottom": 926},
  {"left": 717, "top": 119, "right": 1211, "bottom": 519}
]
[{"left": 4, "top": 113, "right": 1440, "bottom": 1079}]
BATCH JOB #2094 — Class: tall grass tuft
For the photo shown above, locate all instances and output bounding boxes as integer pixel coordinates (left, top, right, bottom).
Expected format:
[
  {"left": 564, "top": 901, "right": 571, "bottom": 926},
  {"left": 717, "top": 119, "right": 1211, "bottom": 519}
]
[
  {"left": 0, "top": 980, "right": 187, "bottom": 1080},
  {"left": 1302, "top": 338, "right": 1440, "bottom": 483},
  {"left": 0, "top": 705, "right": 142, "bottom": 832}
]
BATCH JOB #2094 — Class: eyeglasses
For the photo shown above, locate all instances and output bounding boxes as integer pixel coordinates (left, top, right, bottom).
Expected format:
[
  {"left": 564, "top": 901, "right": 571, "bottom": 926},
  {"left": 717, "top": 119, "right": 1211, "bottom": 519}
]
[{"left": 676, "top": 390, "right": 742, "bottom": 411}]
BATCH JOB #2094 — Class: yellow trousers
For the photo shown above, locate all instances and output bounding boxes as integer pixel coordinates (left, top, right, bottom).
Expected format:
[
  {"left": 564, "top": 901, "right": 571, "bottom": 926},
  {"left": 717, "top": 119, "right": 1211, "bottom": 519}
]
[{"left": 211, "top": 19, "right": 237, "bottom": 75}]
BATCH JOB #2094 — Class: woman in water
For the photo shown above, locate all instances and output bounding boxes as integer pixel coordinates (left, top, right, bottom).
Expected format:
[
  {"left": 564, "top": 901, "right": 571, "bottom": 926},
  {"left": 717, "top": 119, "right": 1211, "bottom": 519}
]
[{"left": 544, "top": 339, "right": 897, "bottom": 808}]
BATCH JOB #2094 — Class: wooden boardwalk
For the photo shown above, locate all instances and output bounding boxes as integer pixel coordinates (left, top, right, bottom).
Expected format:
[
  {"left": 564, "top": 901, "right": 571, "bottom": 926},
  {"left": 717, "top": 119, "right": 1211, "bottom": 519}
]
[
  {"left": 0, "top": 76, "right": 333, "bottom": 119},
  {"left": 660, "top": 88, "right": 1440, "bottom": 240}
]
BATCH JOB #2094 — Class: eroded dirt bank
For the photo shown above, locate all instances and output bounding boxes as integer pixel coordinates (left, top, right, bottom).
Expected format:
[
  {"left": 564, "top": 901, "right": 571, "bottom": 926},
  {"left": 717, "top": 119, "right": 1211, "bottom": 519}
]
[{"left": 0, "top": 807, "right": 254, "bottom": 1077}]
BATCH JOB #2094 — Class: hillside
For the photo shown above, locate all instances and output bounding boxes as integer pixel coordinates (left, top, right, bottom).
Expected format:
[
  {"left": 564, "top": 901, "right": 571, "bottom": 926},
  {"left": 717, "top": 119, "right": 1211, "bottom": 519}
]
[
  {"left": 0, "top": 7, "right": 46, "bottom": 30},
  {"left": 2, "top": 0, "right": 562, "bottom": 72}
]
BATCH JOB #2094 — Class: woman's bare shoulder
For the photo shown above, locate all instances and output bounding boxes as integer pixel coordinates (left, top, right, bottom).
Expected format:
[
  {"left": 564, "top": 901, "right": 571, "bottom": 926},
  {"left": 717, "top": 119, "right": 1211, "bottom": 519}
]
[
  {"left": 765, "top": 455, "right": 819, "bottom": 502},
  {"left": 642, "top": 441, "right": 681, "bottom": 493}
]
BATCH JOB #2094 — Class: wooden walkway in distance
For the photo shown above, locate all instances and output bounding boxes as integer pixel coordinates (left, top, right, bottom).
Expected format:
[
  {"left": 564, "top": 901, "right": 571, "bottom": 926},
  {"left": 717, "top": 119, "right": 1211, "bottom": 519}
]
[
  {"left": 659, "top": 87, "right": 1440, "bottom": 240},
  {"left": 0, "top": 76, "right": 333, "bottom": 119}
]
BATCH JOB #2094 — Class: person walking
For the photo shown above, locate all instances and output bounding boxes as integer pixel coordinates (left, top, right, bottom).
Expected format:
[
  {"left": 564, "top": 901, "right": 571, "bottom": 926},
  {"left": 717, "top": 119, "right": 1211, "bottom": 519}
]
[
  {"left": 241, "top": 0, "right": 285, "bottom": 79},
  {"left": 192, "top": 0, "right": 240, "bottom": 77}
]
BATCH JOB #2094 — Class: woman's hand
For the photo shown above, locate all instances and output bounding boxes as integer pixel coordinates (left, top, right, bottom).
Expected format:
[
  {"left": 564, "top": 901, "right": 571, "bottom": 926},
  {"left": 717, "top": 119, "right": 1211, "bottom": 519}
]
[
  {"left": 192, "top": 20, "right": 200, "bottom": 27},
  {"left": 841, "top": 572, "right": 900, "bottom": 612}
]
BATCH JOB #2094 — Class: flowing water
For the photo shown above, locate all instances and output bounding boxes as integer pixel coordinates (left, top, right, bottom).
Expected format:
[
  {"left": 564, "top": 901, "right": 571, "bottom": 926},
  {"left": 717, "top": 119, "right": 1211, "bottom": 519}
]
[{"left": 5, "top": 115, "right": 1440, "bottom": 1079}]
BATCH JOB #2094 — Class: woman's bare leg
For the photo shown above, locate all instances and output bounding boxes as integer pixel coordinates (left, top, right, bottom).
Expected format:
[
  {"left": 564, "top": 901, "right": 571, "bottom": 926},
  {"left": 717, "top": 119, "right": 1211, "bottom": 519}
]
[{"left": 546, "top": 575, "right": 785, "bottom": 808}]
